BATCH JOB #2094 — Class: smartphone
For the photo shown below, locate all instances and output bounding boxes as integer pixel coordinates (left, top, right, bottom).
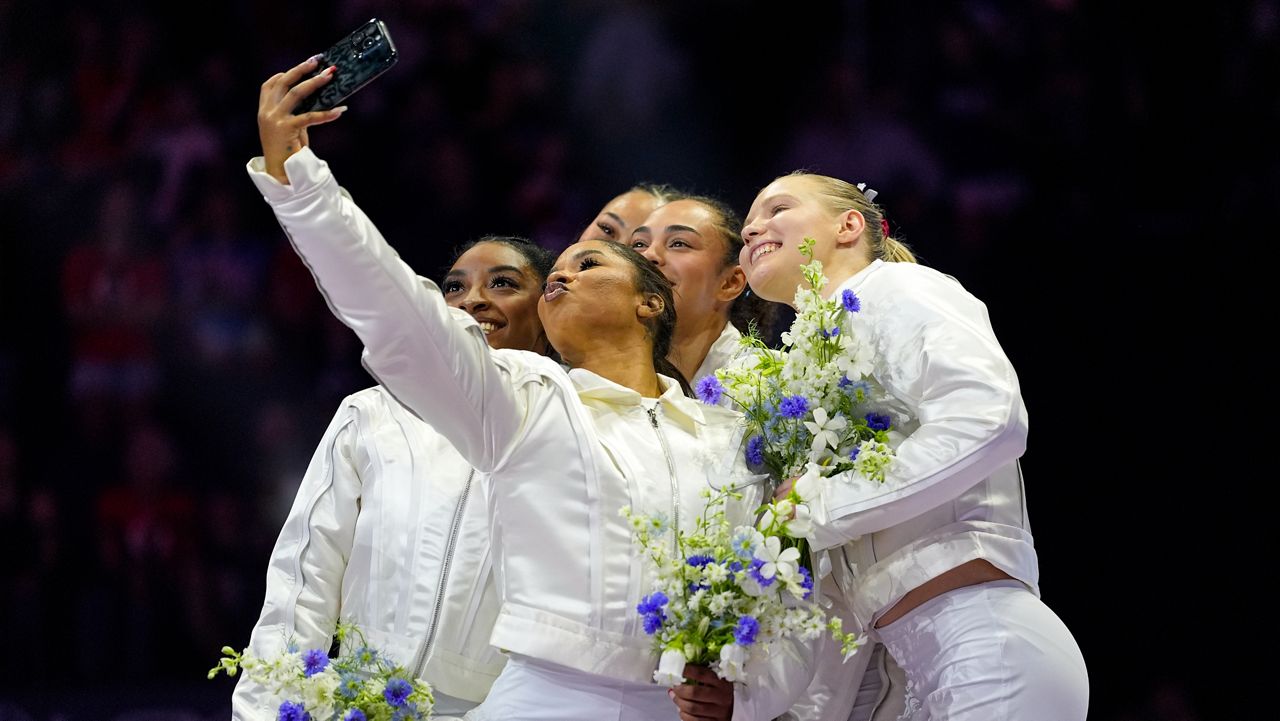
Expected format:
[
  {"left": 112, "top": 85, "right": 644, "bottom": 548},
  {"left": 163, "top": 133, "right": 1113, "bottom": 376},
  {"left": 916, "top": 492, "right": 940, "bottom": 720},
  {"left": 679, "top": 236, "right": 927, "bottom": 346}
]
[{"left": 292, "top": 18, "right": 398, "bottom": 114}]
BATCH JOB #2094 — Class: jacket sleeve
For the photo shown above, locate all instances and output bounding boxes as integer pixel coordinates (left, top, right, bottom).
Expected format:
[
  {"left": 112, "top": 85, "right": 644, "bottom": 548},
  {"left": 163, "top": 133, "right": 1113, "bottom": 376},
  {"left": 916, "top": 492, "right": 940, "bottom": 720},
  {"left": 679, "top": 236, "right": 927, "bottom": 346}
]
[
  {"left": 807, "top": 270, "right": 1029, "bottom": 550},
  {"left": 231, "top": 396, "right": 366, "bottom": 720},
  {"left": 245, "top": 148, "right": 524, "bottom": 470},
  {"left": 732, "top": 633, "right": 819, "bottom": 721}
]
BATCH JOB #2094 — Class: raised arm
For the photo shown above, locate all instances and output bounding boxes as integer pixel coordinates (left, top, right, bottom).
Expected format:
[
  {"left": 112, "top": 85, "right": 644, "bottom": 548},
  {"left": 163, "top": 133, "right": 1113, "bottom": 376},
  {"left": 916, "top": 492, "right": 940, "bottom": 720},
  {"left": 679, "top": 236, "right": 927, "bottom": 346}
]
[
  {"left": 246, "top": 59, "right": 525, "bottom": 468},
  {"left": 807, "top": 270, "right": 1028, "bottom": 550}
]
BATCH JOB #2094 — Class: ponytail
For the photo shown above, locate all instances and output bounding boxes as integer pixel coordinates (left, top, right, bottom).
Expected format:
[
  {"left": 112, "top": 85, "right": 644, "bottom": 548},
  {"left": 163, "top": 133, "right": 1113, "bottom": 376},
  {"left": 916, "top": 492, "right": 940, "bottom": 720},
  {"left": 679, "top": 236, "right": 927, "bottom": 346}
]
[
  {"left": 881, "top": 236, "right": 918, "bottom": 264},
  {"left": 786, "top": 172, "right": 918, "bottom": 265}
]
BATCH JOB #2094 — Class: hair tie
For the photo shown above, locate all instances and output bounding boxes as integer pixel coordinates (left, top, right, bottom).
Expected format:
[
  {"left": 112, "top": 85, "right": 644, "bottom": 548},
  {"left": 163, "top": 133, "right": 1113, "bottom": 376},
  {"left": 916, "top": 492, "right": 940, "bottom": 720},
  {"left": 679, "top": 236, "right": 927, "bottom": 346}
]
[{"left": 880, "top": 218, "right": 891, "bottom": 238}]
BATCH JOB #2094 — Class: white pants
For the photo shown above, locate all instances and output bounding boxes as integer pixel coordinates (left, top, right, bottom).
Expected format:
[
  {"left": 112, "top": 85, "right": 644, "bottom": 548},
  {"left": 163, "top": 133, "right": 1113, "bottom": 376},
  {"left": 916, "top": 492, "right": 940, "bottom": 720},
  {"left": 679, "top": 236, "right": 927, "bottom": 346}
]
[
  {"left": 874, "top": 580, "right": 1088, "bottom": 721},
  {"left": 463, "top": 654, "right": 677, "bottom": 721}
]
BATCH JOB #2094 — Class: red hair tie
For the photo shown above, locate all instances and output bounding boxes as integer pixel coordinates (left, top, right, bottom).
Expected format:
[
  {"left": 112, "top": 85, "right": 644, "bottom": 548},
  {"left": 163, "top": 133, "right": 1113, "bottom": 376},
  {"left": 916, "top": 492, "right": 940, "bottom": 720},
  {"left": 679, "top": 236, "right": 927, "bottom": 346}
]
[{"left": 880, "top": 218, "right": 891, "bottom": 238}]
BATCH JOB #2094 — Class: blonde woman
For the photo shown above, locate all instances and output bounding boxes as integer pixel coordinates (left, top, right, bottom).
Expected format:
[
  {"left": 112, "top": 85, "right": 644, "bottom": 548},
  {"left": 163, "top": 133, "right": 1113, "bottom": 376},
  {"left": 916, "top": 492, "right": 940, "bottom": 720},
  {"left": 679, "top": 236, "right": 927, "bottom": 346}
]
[{"left": 738, "top": 172, "right": 1088, "bottom": 721}]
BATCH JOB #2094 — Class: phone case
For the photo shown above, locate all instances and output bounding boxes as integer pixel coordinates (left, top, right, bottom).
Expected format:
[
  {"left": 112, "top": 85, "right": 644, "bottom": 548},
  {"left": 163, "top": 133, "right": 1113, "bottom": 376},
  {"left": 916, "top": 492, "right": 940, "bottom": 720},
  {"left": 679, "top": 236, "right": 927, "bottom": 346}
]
[{"left": 293, "top": 18, "right": 398, "bottom": 114}]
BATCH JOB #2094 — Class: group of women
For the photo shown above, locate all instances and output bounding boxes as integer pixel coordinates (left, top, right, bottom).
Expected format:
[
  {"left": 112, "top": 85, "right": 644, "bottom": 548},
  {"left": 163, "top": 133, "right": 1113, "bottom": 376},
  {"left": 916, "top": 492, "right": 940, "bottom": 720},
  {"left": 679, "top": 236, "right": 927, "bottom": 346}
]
[{"left": 232, "top": 55, "right": 1088, "bottom": 721}]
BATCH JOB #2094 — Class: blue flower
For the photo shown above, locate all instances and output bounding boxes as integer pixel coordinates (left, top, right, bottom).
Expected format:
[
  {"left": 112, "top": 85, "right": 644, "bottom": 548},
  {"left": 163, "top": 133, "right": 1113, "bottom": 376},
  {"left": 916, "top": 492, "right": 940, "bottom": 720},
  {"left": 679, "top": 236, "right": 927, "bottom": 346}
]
[
  {"left": 301, "top": 648, "right": 329, "bottom": 678},
  {"left": 344, "top": 711, "right": 367, "bottom": 721},
  {"left": 637, "top": 591, "right": 669, "bottom": 615},
  {"left": 686, "top": 554, "right": 714, "bottom": 568},
  {"left": 744, "top": 435, "right": 765, "bottom": 466},
  {"left": 748, "top": 558, "right": 776, "bottom": 587},
  {"left": 798, "top": 566, "right": 814, "bottom": 600},
  {"left": 336, "top": 672, "right": 362, "bottom": 700},
  {"left": 728, "top": 560, "right": 744, "bottom": 572},
  {"left": 842, "top": 289, "right": 861, "bottom": 313},
  {"left": 642, "top": 612, "right": 666, "bottom": 635},
  {"left": 821, "top": 326, "right": 841, "bottom": 338},
  {"left": 277, "top": 701, "right": 310, "bottom": 721},
  {"left": 837, "top": 376, "right": 852, "bottom": 388},
  {"left": 849, "top": 446, "right": 861, "bottom": 461},
  {"left": 734, "top": 615, "right": 760, "bottom": 646},
  {"left": 865, "top": 412, "right": 891, "bottom": 431},
  {"left": 843, "top": 379, "right": 871, "bottom": 402},
  {"left": 695, "top": 375, "right": 725, "bottom": 405},
  {"left": 384, "top": 677, "right": 412, "bottom": 707},
  {"left": 730, "top": 529, "right": 757, "bottom": 560},
  {"left": 778, "top": 395, "right": 809, "bottom": 419},
  {"left": 351, "top": 646, "right": 379, "bottom": 666},
  {"left": 647, "top": 511, "right": 671, "bottom": 534}
]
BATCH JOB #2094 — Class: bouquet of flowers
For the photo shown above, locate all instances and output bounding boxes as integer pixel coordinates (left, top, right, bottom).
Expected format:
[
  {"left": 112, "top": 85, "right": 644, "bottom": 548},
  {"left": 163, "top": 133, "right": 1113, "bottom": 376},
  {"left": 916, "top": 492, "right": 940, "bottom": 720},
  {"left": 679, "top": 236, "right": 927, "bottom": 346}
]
[
  {"left": 622, "top": 487, "right": 861, "bottom": 687},
  {"left": 210, "top": 621, "right": 434, "bottom": 721},
  {"left": 695, "top": 236, "right": 902, "bottom": 512}
]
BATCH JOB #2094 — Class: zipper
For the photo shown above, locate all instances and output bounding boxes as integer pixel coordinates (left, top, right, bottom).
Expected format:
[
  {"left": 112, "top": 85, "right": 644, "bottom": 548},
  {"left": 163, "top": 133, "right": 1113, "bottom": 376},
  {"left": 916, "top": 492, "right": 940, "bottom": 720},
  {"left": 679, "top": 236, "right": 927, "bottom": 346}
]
[
  {"left": 411, "top": 468, "right": 475, "bottom": 677},
  {"left": 645, "top": 405, "right": 680, "bottom": 555}
]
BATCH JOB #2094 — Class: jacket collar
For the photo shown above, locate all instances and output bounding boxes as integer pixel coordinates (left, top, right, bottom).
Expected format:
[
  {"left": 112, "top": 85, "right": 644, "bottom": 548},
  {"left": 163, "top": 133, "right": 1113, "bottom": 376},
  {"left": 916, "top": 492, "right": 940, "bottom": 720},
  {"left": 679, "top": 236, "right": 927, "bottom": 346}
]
[
  {"left": 834, "top": 258, "right": 884, "bottom": 295},
  {"left": 692, "top": 322, "right": 743, "bottom": 386},
  {"left": 569, "top": 368, "right": 705, "bottom": 433}
]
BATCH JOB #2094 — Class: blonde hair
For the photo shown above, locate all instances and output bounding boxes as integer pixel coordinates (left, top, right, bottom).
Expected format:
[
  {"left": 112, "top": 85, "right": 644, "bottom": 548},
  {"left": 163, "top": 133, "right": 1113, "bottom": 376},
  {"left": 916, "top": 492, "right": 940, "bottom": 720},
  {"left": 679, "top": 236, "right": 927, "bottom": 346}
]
[{"left": 786, "top": 172, "right": 917, "bottom": 264}]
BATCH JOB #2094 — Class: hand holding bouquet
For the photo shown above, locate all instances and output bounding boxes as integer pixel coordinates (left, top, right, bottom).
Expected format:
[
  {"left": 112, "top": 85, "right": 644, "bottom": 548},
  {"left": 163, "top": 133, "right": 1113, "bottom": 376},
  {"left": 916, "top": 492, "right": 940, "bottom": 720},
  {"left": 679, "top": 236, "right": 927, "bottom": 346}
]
[
  {"left": 623, "top": 487, "right": 860, "bottom": 688},
  {"left": 210, "top": 621, "right": 434, "bottom": 721}
]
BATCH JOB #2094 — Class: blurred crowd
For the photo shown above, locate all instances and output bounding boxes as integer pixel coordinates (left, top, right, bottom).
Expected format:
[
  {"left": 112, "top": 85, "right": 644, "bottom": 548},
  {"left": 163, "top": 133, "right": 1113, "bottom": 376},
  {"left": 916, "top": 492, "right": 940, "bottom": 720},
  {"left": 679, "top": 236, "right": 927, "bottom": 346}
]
[{"left": 1, "top": 0, "right": 1271, "bottom": 718}]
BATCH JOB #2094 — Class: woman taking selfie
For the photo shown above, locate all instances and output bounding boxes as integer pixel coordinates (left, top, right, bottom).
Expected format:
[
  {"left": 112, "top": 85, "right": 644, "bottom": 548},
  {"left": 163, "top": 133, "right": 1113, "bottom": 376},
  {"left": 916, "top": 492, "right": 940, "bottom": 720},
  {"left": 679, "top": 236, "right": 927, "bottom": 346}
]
[{"left": 243, "top": 56, "right": 816, "bottom": 721}]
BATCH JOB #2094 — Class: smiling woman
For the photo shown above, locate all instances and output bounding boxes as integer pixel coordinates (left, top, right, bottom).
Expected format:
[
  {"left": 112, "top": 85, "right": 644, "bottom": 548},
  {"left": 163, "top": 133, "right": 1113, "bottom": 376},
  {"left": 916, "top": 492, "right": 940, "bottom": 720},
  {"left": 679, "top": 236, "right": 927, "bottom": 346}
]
[
  {"left": 231, "top": 232, "right": 557, "bottom": 719},
  {"left": 242, "top": 55, "right": 819, "bottom": 721},
  {"left": 442, "top": 236, "right": 553, "bottom": 355},
  {"left": 739, "top": 172, "right": 1089, "bottom": 720}
]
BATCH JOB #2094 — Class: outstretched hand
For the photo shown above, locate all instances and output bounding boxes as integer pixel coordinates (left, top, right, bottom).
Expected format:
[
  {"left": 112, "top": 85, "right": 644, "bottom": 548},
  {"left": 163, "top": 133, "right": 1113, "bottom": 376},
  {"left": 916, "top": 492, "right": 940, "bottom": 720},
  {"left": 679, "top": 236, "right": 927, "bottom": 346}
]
[
  {"left": 669, "top": 664, "right": 733, "bottom": 721},
  {"left": 257, "top": 56, "right": 348, "bottom": 184},
  {"left": 773, "top": 475, "right": 796, "bottom": 502}
]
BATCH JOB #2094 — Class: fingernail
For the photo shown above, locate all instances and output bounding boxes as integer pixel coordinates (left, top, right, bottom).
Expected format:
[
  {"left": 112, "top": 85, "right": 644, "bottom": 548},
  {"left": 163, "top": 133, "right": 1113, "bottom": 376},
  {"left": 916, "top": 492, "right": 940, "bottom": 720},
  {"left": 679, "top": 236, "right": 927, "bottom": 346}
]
[
  {"left": 324, "top": 65, "right": 337, "bottom": 77},
  {"left": 308, "top": 53, "right": 324, "bottom": 64},
  {"left": 668, "top": 690, "right": 675, "bottom": 700},
  {"left": 332, "top": 106, "right": 348, "bottom": 115}
]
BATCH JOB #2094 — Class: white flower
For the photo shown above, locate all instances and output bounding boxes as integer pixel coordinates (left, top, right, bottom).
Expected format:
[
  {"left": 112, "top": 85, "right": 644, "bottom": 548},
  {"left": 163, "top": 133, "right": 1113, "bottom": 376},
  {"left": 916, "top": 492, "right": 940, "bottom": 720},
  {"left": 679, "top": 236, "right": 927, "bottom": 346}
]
[
  {"left": 799, "top": 611, "right": 826, "bottom": 641},
  {"left": 714, "top": 642, "right": 749, "bottom": 683},
  {"left": 704, "top": 562, "right": 730, "bottom": 584},
  {"left": 300, "top": 667, "right": 341, "bottom": 720},
  {"left": 754, "top": 536, "right": 800, "bottom": 581},
  {"left": 654, "top": 648, "right": 687, "bottom": 686},
  {"left": 792, "top": 464, "right": 822, "bottom": 501},
  {"left": 738, "top": 573, "right": 766, "bottom": 597},
  {"left": 784, "top": 503, "right": 813, "bottom": 537},
  {"left": 804, "top": 407, "right": 847, "bottom": 454},
  {"left": 708, "top": 591, "right": 737, "bottom": 615}
]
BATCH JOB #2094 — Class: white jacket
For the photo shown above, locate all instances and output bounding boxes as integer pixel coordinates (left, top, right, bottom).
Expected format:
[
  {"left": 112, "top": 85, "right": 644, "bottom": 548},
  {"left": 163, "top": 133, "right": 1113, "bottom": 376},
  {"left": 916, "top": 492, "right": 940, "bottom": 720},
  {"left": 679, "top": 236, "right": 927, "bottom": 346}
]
[
  {"left": 693, "top": 321, "right": 742, "bottom": 387},
  {"left": 231, "top": 386, "right": 506, "bottom": 720},
  {"left": 245, "top": 148, "right": 815, "bottom": 720},
  {"left": 805, "top": 259, "right": 1037, "bottom": 629}
]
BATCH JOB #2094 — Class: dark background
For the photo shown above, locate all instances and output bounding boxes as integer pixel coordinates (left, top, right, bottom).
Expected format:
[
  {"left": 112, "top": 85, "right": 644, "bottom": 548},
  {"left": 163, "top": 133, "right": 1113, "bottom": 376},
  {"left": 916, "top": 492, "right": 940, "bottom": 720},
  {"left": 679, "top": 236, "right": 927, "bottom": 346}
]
[{"left": 0, "top": 1, "right": 1265, "bottom": 719}]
